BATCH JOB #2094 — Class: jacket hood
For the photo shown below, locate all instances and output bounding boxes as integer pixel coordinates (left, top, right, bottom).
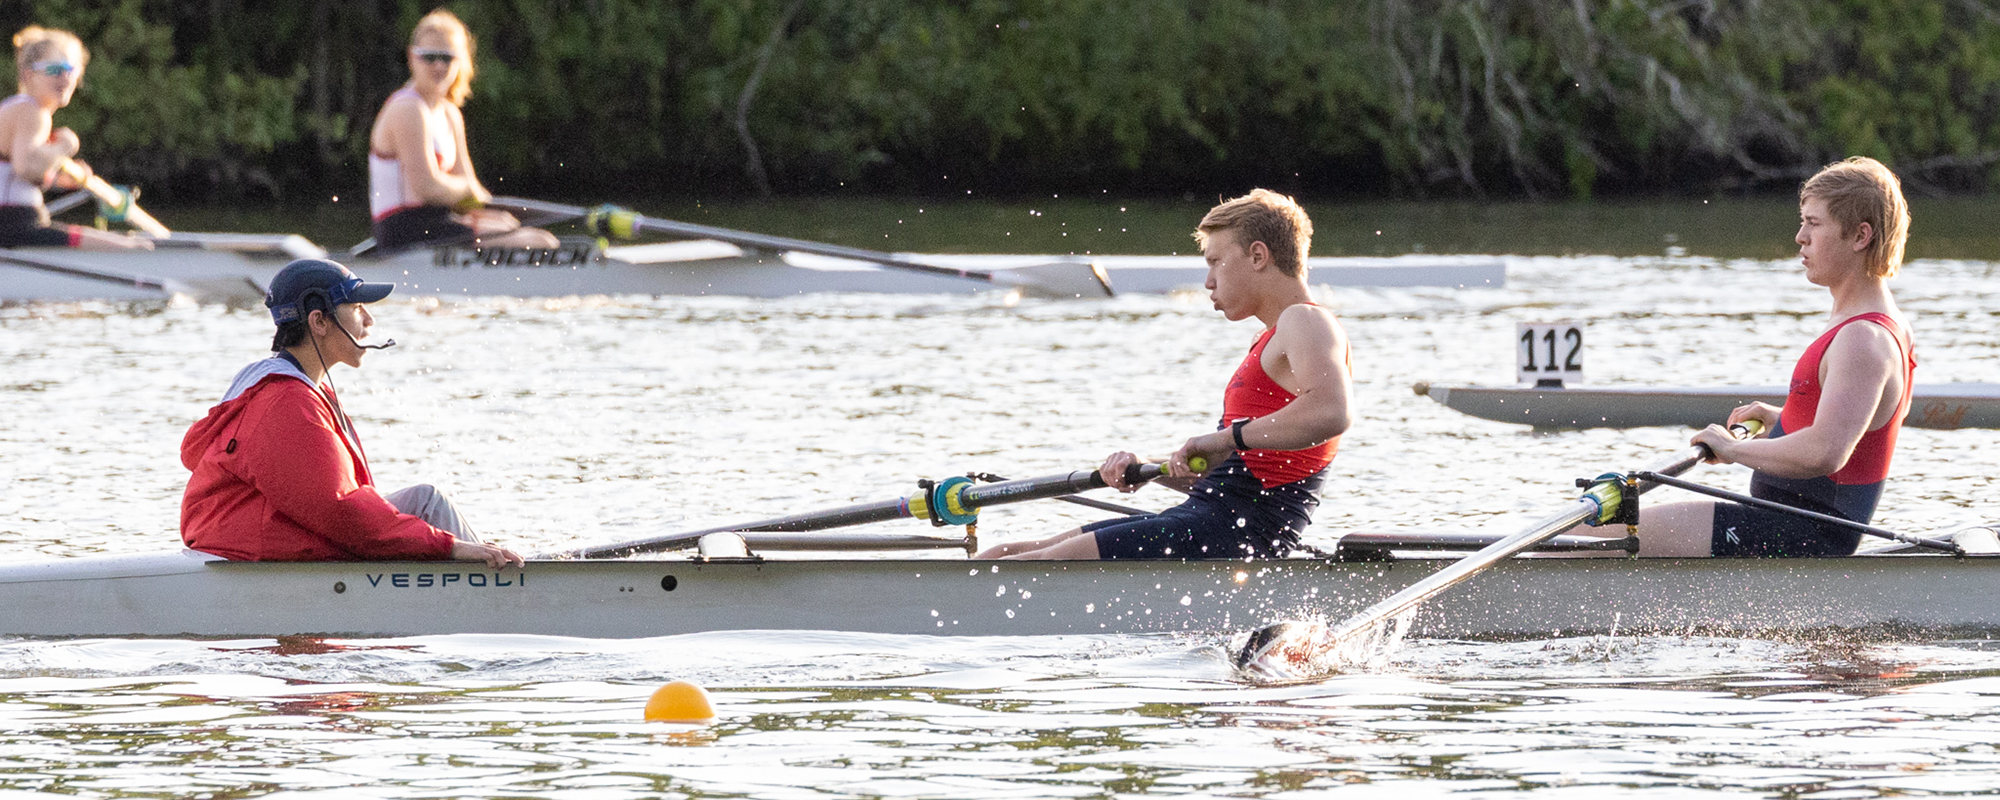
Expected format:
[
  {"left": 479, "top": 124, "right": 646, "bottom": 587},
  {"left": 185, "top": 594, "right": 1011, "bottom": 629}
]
[
  {"left": 181, "top": 357, "right": 316, "bottom": 470},
  {"left": 223, "top": 356, "right": 313, "bottom": 402}
]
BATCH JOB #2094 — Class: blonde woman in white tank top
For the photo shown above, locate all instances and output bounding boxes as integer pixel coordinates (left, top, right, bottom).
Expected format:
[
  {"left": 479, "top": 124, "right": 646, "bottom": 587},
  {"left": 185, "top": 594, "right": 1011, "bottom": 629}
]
[
  {"left": 0, "top": 26, "right": 149, "bottom": 250},
  {"left": 366, "top": 10, "right": 555, "bottom": 251}
]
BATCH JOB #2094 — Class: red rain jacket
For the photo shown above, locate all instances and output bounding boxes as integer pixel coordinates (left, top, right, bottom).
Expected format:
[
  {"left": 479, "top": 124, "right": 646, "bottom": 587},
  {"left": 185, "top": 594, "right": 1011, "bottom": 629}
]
[{"left": 179, "top": 367, "right": 455, "bottom": 561}]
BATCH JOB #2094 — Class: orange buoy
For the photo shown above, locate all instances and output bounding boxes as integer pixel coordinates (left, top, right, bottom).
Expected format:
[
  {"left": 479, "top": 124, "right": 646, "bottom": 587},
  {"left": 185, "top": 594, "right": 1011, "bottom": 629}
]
[{"left": 644, "top": 680, "right": 716, "bottom": 723}]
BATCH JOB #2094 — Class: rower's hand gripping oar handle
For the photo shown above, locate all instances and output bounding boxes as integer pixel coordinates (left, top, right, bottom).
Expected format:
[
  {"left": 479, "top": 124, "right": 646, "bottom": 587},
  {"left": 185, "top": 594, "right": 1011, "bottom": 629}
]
[
  {"left": 57, "top": 161, "right": 170, "bottom": 238},
  {"left": 1115, "top": 456, "right": 1209, "bottom": 489},
  {"left": 1707, "top": 420, "right": 1764, "bottom": 457}
]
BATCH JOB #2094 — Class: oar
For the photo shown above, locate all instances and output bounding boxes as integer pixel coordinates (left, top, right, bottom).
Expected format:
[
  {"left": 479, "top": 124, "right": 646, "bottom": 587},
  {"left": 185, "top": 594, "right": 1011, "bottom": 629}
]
[
  {"left": 557, "top": 459, "right": 1200, "bottom": 559},
  {"left": 1233, "top": 423, "right": 1761, "bottom": 680},
  {"left": 57, "top": 161, "right": 170, "bottom": 238},
  {"left": 1333, "top": 531, "right": 1639, "bottom": 556},
  {"left": 499, "top": 200, "right": 591, "bottom": 228},
  {"left": 965, "top": 471, "right": 1157, "bottom": 516},
  {"left": 1627, "top": 471, "right": 1962, "bottom": 554},
  {"left": 0, "top": 249, "right": 186, "bottom": 295},
  {"left": 45, "top": 189, "right": 90, "bottom": 216},
  {"left": 486, "top": 196, "right": 1115, "bottom": 299}
]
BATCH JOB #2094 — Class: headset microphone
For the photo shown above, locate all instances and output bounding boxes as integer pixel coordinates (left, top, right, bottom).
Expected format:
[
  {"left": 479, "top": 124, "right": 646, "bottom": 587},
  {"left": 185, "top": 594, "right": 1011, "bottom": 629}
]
[
  {"left": 312, "top": 290, "right": 394, "bottom": 348},
  {"left": 341, "top": 325, "right": 398, "bottom": 351},
  {"left": 317, "top": 295, "right": 396, "bottom": 351}
]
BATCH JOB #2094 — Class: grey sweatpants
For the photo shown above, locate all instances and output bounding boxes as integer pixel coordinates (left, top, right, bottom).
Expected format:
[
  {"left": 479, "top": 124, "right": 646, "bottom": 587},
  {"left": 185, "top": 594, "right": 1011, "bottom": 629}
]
[{"left": 385, "top": 484, "right": 481, "bottom": 543}]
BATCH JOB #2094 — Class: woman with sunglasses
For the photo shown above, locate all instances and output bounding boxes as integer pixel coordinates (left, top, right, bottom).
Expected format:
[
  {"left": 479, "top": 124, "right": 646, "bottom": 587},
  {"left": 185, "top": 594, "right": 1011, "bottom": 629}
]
[
  {"left": 367, "top": 10, "right": 555, "bottom": 251},
  {"left": 0, "top": 26, "right": 150, "bottom": 250}
]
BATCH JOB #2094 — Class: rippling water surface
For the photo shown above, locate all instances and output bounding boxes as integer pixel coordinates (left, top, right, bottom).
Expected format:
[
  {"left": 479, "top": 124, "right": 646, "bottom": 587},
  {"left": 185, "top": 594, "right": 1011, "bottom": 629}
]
[{"left": 4, "top": 252, "right": 2000, "bottom": 796}]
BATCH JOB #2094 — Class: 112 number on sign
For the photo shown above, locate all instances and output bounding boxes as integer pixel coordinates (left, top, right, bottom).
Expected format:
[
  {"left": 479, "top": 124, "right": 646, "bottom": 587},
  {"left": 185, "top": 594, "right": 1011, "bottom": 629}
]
[{"left": 1517, "top": 321, "right": 1584, "bottom": 385}]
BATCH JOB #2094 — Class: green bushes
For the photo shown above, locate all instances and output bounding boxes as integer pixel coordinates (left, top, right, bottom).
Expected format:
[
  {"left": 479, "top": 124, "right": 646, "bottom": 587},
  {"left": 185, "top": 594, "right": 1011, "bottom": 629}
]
[{"left": 9, "top": 0, "right": 2000, "bottom": 200}]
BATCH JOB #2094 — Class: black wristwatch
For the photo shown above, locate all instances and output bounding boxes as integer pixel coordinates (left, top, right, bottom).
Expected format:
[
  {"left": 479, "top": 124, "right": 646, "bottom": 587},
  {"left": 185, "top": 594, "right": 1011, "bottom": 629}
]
[{"left": 1231, "top": 419, "right": 1249, "bottom": 450}]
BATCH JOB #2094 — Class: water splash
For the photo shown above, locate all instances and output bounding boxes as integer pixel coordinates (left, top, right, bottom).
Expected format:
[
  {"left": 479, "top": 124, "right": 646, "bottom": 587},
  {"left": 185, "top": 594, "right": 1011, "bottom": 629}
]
[{"left": 1235, "top": 607, "right": 1418, "bottom": 684}]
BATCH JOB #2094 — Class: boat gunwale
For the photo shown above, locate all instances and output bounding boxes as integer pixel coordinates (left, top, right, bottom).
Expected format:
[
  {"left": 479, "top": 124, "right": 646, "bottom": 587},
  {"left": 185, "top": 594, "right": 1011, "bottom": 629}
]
[{"left": 2, "top": 548, "right": 1992, "bottom": 587}]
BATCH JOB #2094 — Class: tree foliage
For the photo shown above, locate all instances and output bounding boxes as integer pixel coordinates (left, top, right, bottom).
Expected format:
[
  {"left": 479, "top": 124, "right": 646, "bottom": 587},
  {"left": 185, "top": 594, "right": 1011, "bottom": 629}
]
[{"left": 7, "top": 0, "right": 2000, "bottom": 200}]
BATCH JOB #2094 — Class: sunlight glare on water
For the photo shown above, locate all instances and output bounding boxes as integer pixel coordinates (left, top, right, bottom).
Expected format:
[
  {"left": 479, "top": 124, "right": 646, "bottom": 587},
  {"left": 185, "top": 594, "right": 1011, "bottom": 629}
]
[{"left": 4, "top": 251, "right": 2000, "bottom": 796}]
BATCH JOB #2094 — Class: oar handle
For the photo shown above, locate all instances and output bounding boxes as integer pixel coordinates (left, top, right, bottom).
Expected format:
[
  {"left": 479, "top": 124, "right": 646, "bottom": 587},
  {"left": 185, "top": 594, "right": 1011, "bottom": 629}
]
[
  {"left": 1116, "top": 456, "right": 1208, "bottom": 487},
  {"left": 1708, "top": 419, "right": 1765, "bottom": 456}
]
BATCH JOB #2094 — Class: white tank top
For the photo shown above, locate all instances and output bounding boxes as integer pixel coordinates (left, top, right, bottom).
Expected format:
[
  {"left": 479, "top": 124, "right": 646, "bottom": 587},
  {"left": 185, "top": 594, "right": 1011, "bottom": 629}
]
[
  {"left": 0, "top": 95, "right": 50, "bottom": 208},
  {"left": 368, "top": 87, "right": 459, "bottom": 220}
]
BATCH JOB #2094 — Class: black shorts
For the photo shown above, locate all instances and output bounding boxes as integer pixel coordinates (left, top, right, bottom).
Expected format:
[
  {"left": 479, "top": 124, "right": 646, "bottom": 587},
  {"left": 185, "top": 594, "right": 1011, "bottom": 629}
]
[
  {"left": 372, "top": 206, "right": 475, "bottom": 250},
  {"left": 1710, "top": 501, "right": 1863, "bottom": 557},
  {"left": 1085, "top": 454, "right": 1323, "bottom": 560},
  {"left": 0, "top": 206, "right": 78, "bottom": 247}
]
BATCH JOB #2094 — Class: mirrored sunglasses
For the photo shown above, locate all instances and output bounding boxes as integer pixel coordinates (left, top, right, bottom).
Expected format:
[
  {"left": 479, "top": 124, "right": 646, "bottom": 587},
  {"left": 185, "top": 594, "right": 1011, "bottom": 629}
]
[
  {"left": 411, "top": 48, "right": 457, "bottom": 65},
  {"left": 30, "top": 61, "right": 76, "bottom": 78}
]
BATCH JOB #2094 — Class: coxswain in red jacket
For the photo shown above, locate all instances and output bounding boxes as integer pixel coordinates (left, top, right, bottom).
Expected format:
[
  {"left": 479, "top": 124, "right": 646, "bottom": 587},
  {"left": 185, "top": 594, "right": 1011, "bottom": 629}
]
[
  {"left": 975, "top": 190, "right": 1354, "bottom": 560},
  {"left": 179, "top": 258, "right": 523, "bottom": 568}
]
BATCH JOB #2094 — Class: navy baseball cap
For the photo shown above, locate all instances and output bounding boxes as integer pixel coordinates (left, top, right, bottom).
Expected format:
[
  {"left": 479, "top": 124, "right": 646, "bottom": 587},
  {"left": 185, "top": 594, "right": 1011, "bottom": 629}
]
[{"left": 265, "top": 258, "right": 394, "bottom": 325}]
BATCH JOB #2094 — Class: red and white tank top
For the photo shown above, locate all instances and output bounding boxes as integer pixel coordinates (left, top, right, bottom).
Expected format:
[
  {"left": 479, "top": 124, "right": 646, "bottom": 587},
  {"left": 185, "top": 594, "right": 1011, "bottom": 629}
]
[
  {"left": 0, "top": 95, "right": 51, "bottom": 207},
  {"left": 368, "top": 87, "right": 459, "bottom": 221},
  {"left": 1219, "top": 311, "right": 1348, "bottom": 488}
]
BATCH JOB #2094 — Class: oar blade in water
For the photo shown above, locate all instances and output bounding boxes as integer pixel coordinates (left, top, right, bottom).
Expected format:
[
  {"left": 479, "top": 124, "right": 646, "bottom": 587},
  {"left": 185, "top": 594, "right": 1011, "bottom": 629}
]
[
  {"left": 1231, "top": 612, "right": 1419, "bottom": 683},
  {"left": 1232, "top": 619, "right": 1330, "bottom": 681}
]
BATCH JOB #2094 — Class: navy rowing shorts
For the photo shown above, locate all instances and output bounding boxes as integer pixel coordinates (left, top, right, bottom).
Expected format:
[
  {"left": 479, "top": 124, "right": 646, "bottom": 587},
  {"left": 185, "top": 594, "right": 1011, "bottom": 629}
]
[
  {"left": 1710, "top": 501, "right": 1864, "bottom": 557},
  {"left": 374, "top": 205, "right": 476, "bottom": 250},
  {"left": 1086, "top": 454, "right": 1323, "bottom": 560}
]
